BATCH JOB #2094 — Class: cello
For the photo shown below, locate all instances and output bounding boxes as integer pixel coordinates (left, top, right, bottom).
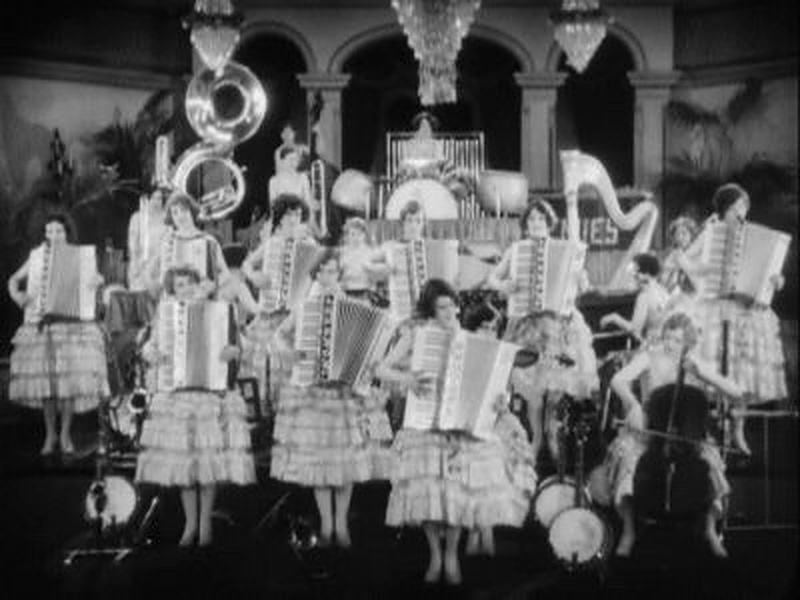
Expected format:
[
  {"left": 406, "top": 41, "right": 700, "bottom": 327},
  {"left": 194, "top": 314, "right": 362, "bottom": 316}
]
[{"left": 632, "top": 348, "right": 715, "bottom": 519}]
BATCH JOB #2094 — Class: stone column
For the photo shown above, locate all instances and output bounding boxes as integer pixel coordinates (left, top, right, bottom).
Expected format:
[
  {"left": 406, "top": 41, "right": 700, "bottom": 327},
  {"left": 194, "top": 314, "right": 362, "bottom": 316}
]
[
  {"left": 297, "top": 73, "right": 351, "bottom": 169},
  {"left": 627, "top": 71, "right": 681, "bottom": 189},
  {"left": 514, "top": 72, "right": 566, "bottom": 190}
]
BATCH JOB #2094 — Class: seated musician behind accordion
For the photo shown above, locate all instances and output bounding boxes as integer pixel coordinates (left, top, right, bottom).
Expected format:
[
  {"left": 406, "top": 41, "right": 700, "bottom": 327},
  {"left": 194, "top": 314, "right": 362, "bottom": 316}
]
[
  {"left": 374, "top": 278, "right": 531, "bottom": 586},
  {"left": 269, "top": 248, "right": 392, "bottom": 549},
  {"left": 597, "top": 312, "right": 740, "bottom": 558},
  {"left": 682, "top": 183, "right": 789, "bottom": 455},
  {"left": 136, "top": 266, "right": 255, "bottom": 548},
  {"left": 7, "top": 214, "right": 109, "bottom": 456},
  {"left": 369, "top": 200, "right": 459, "bottom": 321},
  {"left": 489, "top": 199, "right": 599, "bottom": 403}
]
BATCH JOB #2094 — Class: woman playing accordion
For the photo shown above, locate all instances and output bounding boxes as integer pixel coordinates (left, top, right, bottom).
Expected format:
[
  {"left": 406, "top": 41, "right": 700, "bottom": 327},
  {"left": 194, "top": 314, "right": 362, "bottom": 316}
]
[
  {"left": 680, "top": 184, "right": 789, "bottom": 454},
  {"left": 269, "top": 249, "right": 393, "bottom": 548},
  {"left": 488, "top": 199, "right": 599, "bottom": 401},
  {"left": 7, "top": 214, "right": 108, "bottom": 456},
  {"left": 135, "top": 267, "right": 255, "bottom": 547},
  {"left": 375, "top": 279, "right": 533, "bottom": 585}
]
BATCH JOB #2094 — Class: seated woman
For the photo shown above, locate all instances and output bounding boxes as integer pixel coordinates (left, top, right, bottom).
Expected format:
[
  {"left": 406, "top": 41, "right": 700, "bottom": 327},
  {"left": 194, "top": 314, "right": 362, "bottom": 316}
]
[
  {"left": 600, "top": 252, "right": 670, "bottom": 346},
  {"left": 602, "top": 312, "right": 740, "bottom": 558}
]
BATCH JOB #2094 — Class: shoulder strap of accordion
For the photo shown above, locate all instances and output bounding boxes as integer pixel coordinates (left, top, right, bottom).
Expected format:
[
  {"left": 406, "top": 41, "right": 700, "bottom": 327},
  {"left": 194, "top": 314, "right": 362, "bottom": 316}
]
[{"left": 560, "top": 149, "right": 659, "bottom": 291}]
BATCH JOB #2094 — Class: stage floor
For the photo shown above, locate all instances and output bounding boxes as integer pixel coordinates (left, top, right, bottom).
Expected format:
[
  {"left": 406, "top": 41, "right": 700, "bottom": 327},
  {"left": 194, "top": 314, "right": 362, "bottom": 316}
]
[{"left": 0, "top": 404, "right": 797, "bottom": 600}]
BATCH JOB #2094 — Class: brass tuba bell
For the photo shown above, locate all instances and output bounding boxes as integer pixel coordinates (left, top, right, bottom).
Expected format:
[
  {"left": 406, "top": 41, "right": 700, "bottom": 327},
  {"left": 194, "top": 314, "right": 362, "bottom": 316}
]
[{"left": 175, "top": 59, "right": 267, "bottom": 220}]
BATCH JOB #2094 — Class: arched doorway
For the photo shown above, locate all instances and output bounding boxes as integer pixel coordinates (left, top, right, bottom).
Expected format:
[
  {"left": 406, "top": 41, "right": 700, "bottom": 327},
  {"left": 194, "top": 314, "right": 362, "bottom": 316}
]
[
  {"left": 233, "top": 35, "right": 307, "bottom": 225},
  {"left": 556, "top": 35, "right": 635, "bottom": 186},
  {"left": 341, "top": 34, "right": 521, "bottom": 176}
]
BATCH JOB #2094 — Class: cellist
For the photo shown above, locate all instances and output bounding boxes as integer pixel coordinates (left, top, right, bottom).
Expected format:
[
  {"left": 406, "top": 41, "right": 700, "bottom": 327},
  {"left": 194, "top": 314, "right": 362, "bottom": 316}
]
[{"left": 600, "top": 312, "right": 741, "bottom": 558}]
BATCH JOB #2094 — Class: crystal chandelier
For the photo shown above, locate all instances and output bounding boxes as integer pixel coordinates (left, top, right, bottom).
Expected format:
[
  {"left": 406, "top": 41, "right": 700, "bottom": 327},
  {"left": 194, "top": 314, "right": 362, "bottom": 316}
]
[
  {"left": 551, "top": 0, "right": 612, "bottom": 73},
  {"left": 184, "top": 0, "right": 243, "bottom": 74},
  {"left": 392, "top": 0, "right": 481, "bottom": 106}
]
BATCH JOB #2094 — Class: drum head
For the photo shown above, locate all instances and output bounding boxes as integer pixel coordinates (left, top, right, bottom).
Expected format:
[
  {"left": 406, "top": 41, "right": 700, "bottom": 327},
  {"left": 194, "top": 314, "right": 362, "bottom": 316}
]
[
  {"left": 85, "top": 476, "right": 138, "bottom": 527},
  {"left": 385, "top": 179, "right": 458, "bottom": 220},
  {"left": 533, "top": 478, "right": 580, "bottom": 528},
  {"left": 549, "top": 507, "right": 608, "bottom": 564}
]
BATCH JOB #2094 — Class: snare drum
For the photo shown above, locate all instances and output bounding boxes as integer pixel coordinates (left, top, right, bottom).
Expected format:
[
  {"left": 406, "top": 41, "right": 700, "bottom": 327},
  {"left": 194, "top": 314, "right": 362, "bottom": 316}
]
[
  {"left": 532, "top": 475, "right": 589, "bottom": 528},
  {"left": 548, "top": 506, "right": 612, "bottom": 569}
]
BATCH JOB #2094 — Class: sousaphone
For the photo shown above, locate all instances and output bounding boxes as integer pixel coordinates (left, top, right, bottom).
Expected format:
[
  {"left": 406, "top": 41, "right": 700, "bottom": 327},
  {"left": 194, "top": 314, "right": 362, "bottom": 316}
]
[{"left": 174, "top": 60, "right": 267, "bottom": 220}]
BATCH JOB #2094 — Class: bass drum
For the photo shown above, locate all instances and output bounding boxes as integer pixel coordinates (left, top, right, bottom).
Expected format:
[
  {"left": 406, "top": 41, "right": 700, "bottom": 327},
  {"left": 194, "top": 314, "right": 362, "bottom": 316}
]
[
  {"left": 384, "top": 178, "right": 459, "bottom": 220},
  {"left": 532, "top": 475, "right": 589, "bottom": 528},
  {"left": 548, "top": 506, "right": 612, "bottom": 569},
  {"left": 84, "top": 475, "right": 138, "bottom": 529}
]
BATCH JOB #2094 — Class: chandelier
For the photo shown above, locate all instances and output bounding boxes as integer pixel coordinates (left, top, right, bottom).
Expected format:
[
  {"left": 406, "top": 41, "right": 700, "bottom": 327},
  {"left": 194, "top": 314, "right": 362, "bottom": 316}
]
[
  {"left": 392, "top": 0, "right": 481, "bottom": 106},
  {"left": 184, "top": 0, "right": 244, "bottom": 74},
  {"left": 551, "top": 0, "right": 612, "bottom": 73}
]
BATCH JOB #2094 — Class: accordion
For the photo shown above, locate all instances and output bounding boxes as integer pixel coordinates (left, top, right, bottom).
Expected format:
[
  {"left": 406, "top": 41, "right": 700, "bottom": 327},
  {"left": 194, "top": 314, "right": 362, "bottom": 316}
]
[
  {"left": 698, "top": 221, "right": 790, "bottom": 305},
  {"left": 403, "top": 325, "right": 519, "bottom": 440},
  {"left": 260, "top": 238, "right": 322, "bottom": 313},
  {"left": 387, "top": 239, "right": 459, "bottom": 320},
  {"left": 159, "top": 233, "right": 212, "bottom": 284},
  {"left": 291, "top": 293, "right": 395, "bottom": 391},
  {"left": 156, "top": 299, "right": 236, "bottom": 391},
  {"left": 508, "top": 238, "right": 585, "bottom": 317},
  {"left": 27, "top": 243, "right": 98, "bottom": 323}
]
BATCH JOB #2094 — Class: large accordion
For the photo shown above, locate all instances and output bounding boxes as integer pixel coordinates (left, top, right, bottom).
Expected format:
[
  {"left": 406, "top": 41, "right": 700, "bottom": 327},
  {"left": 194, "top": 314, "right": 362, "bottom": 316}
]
[
  {"left": 159, "top": 233, "right": 213, "bottom": 284},
  {"left": 290, "top": 293, "right": 395, "bottom": 391},
  {"left": 698, "top": 220, "right": 790, "bottom": 305},
  {"left": 156, "top": 299, "right": 236, "bottom": 391},
  {"left": 403, "top": 325, "right": 519, "bottom": 440},
  {"left": 508, "top": 238, "right": 585, "bottom": 317},
  {"left": 260, "top": 237, "right": 322, "bottom": 313},
  {"left": 27, "top": 243, "right": 98, "bottom": 322},
  {"left": 387, "top": 239, "right": 459, "bottom": 320}
]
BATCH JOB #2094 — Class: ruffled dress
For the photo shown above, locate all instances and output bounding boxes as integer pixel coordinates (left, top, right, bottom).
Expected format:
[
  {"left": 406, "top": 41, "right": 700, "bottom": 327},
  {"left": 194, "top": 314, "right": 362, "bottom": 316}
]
[
  {"left": 602, "top": 382, "right": 730, "bottom": 514},
  {"left": 9, "top": 246, "right": 109, "bottom": 413},
  {"left": 385, "top": 333, "right": 537, "bottom": 529},
  {"left": 269, "top": 286, "right": 394, "bottom": 487},
  {"left": 135, "top": 305, "right": 255, "bottom": 487},
  {"left": 136, "top": 389, "right": 256, "bottom": 486}
]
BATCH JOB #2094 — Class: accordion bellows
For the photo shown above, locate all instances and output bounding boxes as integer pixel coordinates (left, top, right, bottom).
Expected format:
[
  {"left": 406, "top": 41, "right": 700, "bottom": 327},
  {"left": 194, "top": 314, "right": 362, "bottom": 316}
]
[
  {"left": 26, "top": 244, "right": 98, "bottom": 323},
  {"left": 9, "top": 322, "right": 109, "bottom": 413},
  {"left": 403, "top": 325, "right": 519, "bottom": 440},
  {"left": 270, "top": 385, "right": 393, "bottom": 486},
  {"left": 290, "top": 293, "right": 395, "bottom": 390},
  {"left": 260, "top": 237, "right": 321, "bottom": 313},
  {"left": 158, "top": 233, "right": 213, "bottom": 285},
  {"left": 508, "top": 238, "right": 585, "bottom": 317},
  {"left": 697, "top": 220, "right": 790, "bottom": 305},
  {"left": 387, "top": 239, "right": 459, "bottom": 320},
  {"left": 136, "top": 390, "right": 255, "bottom": 487},
  {"left": 156, "top": 299, "right": 235, "bottom": 392}
]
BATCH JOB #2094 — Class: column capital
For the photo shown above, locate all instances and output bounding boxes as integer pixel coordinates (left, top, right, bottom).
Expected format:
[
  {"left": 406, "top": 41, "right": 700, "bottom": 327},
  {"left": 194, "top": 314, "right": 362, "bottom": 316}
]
[
  {"left": 627, "top": 70, "right": 682, "bottom": 90},
  {"left": 514, "top": 71, "right": 567, "bottom": 90},
  {"left": 297, "top": 72, "right": 352, "bottom": 91}
]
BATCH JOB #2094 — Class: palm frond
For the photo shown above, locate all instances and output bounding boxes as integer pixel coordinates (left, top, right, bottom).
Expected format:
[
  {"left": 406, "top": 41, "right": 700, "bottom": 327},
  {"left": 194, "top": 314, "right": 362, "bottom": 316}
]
[
  {"left": 725, "top": 77, "right": 764, "bottom": 125},
  {"left": 665, "top": 100, "right": 720, "bottom": 128}
]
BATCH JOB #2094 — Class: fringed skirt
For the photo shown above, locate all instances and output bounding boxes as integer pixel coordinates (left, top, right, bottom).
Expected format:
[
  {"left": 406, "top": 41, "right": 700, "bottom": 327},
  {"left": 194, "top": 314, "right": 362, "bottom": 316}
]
[
  {"left": 135, "top": 390, "right": 256, "bottom": 487},
  {"left": 240, "top": 312, "right": 290, "bottom": 417},
  {"left": 386, "top": 424, "right": 537, "bottom": 530},
  {"left": 270, "top": 384, "right": 393, "bottom": 487},
  {"left": 9, "top": 322, "right": 109, "bottom": 413},
  {"left": 603, "top": 432, "right": 729, "bottom": 514},
  {"left": 692, "top": 299, "right": 787, "bottom": 404}
]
